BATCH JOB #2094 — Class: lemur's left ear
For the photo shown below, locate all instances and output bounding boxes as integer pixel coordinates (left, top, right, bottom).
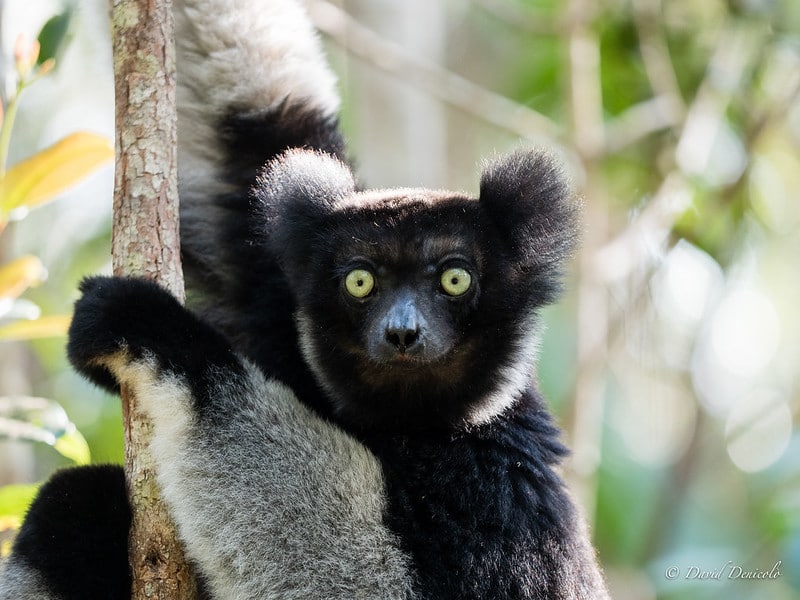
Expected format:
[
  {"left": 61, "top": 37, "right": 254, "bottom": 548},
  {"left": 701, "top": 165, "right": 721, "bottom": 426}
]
[
  {"left": 254, "top": 149, "right": 356, "bottom": 270},
  {"left": 478, "top": 149, "right": 580, "bottom": 297}
]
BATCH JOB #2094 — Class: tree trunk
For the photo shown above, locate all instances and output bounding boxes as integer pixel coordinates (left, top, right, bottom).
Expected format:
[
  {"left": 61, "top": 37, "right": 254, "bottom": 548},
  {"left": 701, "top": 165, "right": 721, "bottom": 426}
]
[{"left": 109, "top": 0, "right": 197, "bottom": 597}]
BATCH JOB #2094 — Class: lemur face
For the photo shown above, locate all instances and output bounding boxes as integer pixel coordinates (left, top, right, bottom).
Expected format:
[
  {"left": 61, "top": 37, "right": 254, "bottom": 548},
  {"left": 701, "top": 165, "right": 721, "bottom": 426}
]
[
  {"left": 258, "top": 149, "right": 578, "bottom": 431},
  {"left": 339, "top": 246, "right": 477, "bottom": 366},
  {"left": 319, "top": 195, "right": 485, "bottom": 394}
]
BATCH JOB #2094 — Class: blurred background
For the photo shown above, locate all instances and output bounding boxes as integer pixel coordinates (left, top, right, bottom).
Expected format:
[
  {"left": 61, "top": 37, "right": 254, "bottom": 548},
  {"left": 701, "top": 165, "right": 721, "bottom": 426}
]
[{"left": 0, "top": 1, "right": 798, "bottom": 598}]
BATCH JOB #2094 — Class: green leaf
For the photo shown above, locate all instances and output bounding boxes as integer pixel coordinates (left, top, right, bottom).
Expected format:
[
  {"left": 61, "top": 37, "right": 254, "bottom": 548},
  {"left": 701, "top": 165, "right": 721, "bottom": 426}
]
[
  {"left": 36, "top": 9, "right": 74, "bottom": 66},
  {"left": 0, "top": 483, "right": 39, "bottom": 555},
  {"left": 0, "top": 484, "right": 39, "bottom": 522}
]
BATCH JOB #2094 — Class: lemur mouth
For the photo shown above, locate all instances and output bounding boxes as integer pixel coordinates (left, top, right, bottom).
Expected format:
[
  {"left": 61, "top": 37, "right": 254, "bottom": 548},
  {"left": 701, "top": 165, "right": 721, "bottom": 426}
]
[
  {"left": 368, "top": 347, "right": 459, "bottom": 378},
  {"left": 370, "top": 337, "right": 457, "bottom": 367},
  {"left": 389, "top": 353, "right": 423, "bottom": 364},
  {"left": 366, "top": 355, "right": 427, "bottom": 373},
  {"left": 383, "top": 356, "right": 433, "bottom": 373}
]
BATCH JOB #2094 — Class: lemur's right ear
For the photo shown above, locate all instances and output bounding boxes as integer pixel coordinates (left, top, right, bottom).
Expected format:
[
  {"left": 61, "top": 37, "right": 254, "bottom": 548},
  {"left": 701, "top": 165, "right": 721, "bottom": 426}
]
[{"left": 254, "top": 149, "right": 356, "bottom": 269}]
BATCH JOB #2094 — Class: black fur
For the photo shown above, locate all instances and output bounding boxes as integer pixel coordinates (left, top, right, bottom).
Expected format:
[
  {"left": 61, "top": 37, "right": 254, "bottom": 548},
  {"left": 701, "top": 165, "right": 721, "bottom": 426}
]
[
  {"left": 180, "top": 102, "right": 348, "bottom": 420},
  {"left": 255, "top": 149, "right": 578, "bottom": 432},
  {"left": 479, "top": 149, "right": 581, "bottom": 306},
  {"left": 248, "top": 149, "right": 604, "bottom": 597},
  {"left": 7, "top": 466, "right": 131, "bottom": 600},
  {"left": 220, "top": 101, "right": 347, "bottom": 188},
  {"left": 67, "top": 276, "right": 244, "bottom": 417},
  {"left": 369, "top": 393, "right": 580, "bottom": 598}
]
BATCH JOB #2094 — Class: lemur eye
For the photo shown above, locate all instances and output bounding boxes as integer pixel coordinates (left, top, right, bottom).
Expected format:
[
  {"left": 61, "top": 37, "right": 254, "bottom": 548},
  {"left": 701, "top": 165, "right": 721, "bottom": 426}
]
[
  {"left": 440, "top": 267, "right": 472, "bottom": 297},
  {"left": 345, "top": 269, "right": 375, "bottom": 298}
]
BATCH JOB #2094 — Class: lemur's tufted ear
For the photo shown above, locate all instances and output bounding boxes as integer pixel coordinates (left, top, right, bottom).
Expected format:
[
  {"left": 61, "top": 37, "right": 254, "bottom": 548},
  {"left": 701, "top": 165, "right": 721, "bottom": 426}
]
[
  {"left": 254, "top": 149, "right": 356, "bottom": 270},
  {"left": 255, "top": 148, "right": 355, "bottom": 215},
  {"left": 479, "top": 148, "right": 581, "bottom": 301}
]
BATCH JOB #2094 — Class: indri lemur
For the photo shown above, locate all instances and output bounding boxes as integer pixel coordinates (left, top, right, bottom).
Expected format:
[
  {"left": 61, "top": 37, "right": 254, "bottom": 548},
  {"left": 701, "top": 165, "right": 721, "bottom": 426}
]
[{"left": 0, "top": 1, "right": 608, "bottom": 598}]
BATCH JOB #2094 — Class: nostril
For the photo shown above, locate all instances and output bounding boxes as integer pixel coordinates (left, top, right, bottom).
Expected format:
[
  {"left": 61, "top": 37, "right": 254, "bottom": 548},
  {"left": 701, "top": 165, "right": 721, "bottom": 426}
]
[{"left": 386, "top": 327, "right": 419, "bottom": 352}]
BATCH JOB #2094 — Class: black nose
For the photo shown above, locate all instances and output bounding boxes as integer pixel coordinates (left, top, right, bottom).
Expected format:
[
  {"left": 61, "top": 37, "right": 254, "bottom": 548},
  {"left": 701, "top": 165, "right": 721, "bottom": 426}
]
[{"left": 385, "top": 326, "right": 420, "bottom": 353}]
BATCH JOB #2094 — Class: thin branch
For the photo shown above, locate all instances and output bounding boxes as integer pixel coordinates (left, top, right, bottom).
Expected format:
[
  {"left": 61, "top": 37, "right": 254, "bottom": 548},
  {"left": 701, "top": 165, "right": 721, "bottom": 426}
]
[
  {"left": 564, "top": 0, "right": 607, "bottom": 529},
  {"left": 592, "top": 171, "right": 691, "bottom": 284},
  {"left": 109, "top": 0, "right": 196, "bottom": 597},
  {"left": 596, "top": 20, "right": 763, "bottom": 282},
  {"left": 632, "top": 0, "right": 686, "bottom": 118},
  {"left": 604, "top": 94, "right": 684, "bottom": 152},
  {"left": 601, "top": 0, "right": 690, "bottom": 152},
  {"left": 308, "top": 0, "right": 563, "bottom": 144},
  {"left": 470, "top": 0, "right": 563, "bottom": 37},
  {"left": 745, "top": 76, "right": 800, "bottom": 154},
  {"left": 712, "top": 75, "right": 800, "bottom": 207},
  {"left": 564, "top": 0, "right": 605, "bottom": 161}
]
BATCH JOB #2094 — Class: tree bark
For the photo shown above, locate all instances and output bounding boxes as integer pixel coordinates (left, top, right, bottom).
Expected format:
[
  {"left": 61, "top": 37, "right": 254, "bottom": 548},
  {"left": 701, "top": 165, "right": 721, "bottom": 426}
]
[{"left": 109, "top": 0, "right": 197, "bottom": 598}]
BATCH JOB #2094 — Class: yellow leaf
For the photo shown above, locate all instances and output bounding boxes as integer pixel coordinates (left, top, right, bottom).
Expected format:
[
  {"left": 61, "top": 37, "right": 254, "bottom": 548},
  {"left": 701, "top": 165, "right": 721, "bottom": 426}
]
[
  {"left": 0, "top": 255, "right": 46, "bottom": 300},
  {"left": 53, "top": 429, "right": 91, "bottom": 465},
  {"left": 0, "top": 314, "right": 71, "bottom": 341},
  {"left": 0, "top": 132, "right": 112, "bottom": 214}
]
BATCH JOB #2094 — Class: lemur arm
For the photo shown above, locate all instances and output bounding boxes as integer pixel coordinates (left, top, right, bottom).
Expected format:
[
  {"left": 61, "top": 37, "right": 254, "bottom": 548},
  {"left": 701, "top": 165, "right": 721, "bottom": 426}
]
[{"left": 65, "top": 276, "right": 414, "bottom": 600}]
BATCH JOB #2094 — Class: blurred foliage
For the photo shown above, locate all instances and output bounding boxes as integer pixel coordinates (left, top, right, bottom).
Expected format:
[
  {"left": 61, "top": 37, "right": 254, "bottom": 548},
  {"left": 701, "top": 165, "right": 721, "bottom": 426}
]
[
  {"left": 0, "top": 483, "right": 38, "bottom": 556},
  {"left": 0, "top": 6, "right": 111, "bottom": 551},
  {"left": 474, "top": 1, "right": 800, "bottom": 599},
  {"left": 0, "top": 10, "right": 111, "bottom": 340}
]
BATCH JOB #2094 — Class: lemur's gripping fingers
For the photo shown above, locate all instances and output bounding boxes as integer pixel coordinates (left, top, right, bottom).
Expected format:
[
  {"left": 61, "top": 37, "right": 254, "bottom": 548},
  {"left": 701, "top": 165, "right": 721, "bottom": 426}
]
[{"left": 67, "top": 276, "right": 238, "bottom": 395}]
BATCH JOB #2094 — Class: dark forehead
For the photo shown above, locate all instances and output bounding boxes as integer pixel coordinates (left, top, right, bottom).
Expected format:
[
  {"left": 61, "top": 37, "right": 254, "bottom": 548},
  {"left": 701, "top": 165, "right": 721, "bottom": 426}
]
[{"left": 330, "top": 191, "right": 484, "bottom": 266}]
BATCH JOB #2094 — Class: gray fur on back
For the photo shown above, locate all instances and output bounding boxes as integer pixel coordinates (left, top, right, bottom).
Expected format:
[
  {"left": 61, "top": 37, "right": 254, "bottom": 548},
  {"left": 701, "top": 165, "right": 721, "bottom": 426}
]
[
  {"left": 111, "top": 355, "right": 415, "bottom": 599},
  {"left": 0, "top": 557, "right": 63, "bottom": 600}
]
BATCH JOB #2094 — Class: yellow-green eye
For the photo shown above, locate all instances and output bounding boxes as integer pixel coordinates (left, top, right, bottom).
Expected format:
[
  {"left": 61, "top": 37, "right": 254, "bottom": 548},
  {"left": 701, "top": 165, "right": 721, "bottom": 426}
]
[
  {"left": 345, "top": 269, "right": 375, "bottom": 298},
  {"left": 440, "top": 267, "right": 472, "bottom": 296}
]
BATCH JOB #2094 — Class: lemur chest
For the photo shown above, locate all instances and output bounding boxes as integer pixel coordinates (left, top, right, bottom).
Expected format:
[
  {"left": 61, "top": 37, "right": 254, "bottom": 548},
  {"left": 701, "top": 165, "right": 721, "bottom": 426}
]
[{"left": 371, "top": 429, "right": 568, "bottom": 599}]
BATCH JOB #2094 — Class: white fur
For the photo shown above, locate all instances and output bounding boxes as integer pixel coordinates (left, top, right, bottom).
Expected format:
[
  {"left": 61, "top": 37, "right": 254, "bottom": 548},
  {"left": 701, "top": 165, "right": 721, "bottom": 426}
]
[
  {"left": 469, "top": 312, "right": 542, "bottom": 425},
  {"left": 110, "top": 354, "right": 414, "bottom": 600},
  {"left": 260, "top": 149, "right": 355, "bottom": 208},
  {"left": 175, "top": 0, "right": 340, "bottom": 200},
  {"left": 295, "top": 309, "right": 340, "bottom": 407}
]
